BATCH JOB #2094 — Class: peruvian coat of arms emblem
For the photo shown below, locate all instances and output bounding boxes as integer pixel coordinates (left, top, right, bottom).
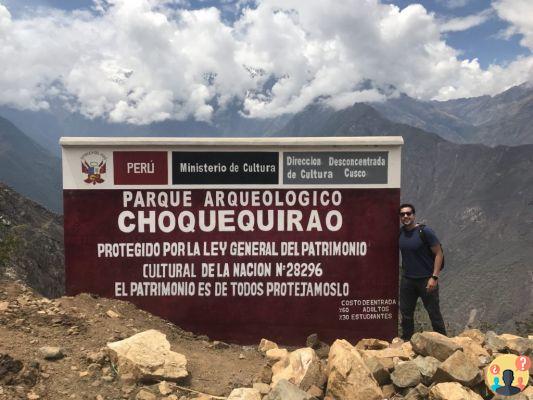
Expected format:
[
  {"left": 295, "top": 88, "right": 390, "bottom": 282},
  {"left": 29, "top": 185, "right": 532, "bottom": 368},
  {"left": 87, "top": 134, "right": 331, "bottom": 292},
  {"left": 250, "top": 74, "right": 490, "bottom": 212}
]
[{"left": 81, "top": 151, "right": 107, "bottom": 185}]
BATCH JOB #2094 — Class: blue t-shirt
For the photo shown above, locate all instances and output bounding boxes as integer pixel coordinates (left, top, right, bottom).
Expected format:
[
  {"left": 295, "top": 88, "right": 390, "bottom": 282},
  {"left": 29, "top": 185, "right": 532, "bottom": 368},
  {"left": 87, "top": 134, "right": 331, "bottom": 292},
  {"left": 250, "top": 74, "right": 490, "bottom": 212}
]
[{"left": 399, "top": 225, "right": 440, "bottom": 278}]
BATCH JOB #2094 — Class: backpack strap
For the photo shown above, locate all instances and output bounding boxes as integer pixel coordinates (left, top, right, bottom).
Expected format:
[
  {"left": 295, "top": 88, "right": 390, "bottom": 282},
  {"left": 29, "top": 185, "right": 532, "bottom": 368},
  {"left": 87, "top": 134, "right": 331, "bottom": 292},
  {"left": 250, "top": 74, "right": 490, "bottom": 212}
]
[{"left": 417, "top": 224, "right": 429, "bottom": 246}]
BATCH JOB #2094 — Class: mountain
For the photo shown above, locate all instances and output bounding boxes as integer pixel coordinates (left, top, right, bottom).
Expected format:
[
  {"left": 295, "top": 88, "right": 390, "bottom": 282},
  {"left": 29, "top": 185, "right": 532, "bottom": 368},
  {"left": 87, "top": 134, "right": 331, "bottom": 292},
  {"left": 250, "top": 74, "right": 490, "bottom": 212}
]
[
  {"left": 2, "top": 83, "right": 532, "bottom": 153},
  {"left": 0, "top": 183, "right": 64, "bottom": 297},
  {"left": 370, "top": 83, "right": 533, "bottom": 146},
  {"left": 0, "top": 116, "right": 62, "bottom": 212},
  {"left": 273, "top": 103, "right": 533, "bottom": 334},
  {"left": 438, "top": 83, "right": 533, "bottom": 146},
  {"left": 370, "top": 94, "right": 471, "bottom": 143},
  {"left": 0, "top": 105, "right": 222, "bottom": 157}
]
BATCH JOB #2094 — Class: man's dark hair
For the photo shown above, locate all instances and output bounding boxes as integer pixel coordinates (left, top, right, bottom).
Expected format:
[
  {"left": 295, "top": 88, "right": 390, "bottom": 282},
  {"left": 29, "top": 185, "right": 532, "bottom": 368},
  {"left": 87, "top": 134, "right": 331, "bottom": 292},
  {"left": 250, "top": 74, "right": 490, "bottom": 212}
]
[{"left": 399, "top": 203, "right": 415, "bottom": 214}]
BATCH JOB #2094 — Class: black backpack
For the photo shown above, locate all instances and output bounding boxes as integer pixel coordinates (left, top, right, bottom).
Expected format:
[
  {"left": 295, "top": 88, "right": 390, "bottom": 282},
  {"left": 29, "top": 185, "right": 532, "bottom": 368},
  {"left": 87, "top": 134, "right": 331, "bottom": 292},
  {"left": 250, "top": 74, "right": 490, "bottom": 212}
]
[{"left": 401, "top": 224, "right": 445, "bottom": 270}]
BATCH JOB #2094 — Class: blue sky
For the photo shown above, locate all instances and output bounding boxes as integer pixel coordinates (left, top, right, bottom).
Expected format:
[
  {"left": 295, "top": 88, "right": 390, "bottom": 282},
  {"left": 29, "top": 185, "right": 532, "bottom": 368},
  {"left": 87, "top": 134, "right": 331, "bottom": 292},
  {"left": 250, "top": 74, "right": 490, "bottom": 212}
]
[{"left": 0, "top": 0, "right": 531, "bottom": 123}]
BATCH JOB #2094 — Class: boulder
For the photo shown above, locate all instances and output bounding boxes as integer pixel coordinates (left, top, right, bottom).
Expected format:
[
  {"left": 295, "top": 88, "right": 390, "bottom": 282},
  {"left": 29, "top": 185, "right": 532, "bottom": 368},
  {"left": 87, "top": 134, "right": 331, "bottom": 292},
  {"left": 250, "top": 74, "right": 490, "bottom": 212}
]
[
  {"left": 410, "top": 332, "right": 461, "bottom": 362},
  {"left": 252, "top": 382, "right": 270, "bottom": 395},
  {"left": 106, "top": 330, "right": 188, "bottom": 382},
  {"left": 306, "top": 384, "right": 323, "bottom": 398},
  {"left": 227, "top": 388, "right": 261, "bottom": 400},
  {"left": 413, "top": 355, "right": 440, "bottom": 385},
  {"left": 326, "top": 339, "right": 383, "bottom": 400},
  {"left": 266, "top": 348, "right": 289, "bottom": 365},
  {"left": 405, "top": 383, "right": 429, "bottom": 400},
  {"left": 428, "top": 382, "right": 484, "bottom": 400},
  {"left": 402, "top": 341, "right": 416, "bottom": 359},
  {"left": 432, "top": 350, "right": 482, "bottom": 387},
  {"left": 39, "top": 346, "right": 64, "bottom": 360},
  {"left": 363, "top": 356, "right": 390, "bottom": 385},
  {"left": 158, "top": 381, "right": 172, "bottom": 395},
  {"left": 306, "top": 334, "right": 330, "bottom": 359},
  {"left": 254, "top": 364, "right": 273, "bottom": 384},
  {"left": 355, "top": 338, "right": 389, "bottom": 350},
  {"left": 362, "top": 346, "right": 412, "bottom": 360},
  {"left": 135, "top": 389, "right": 156, "bottom": 400},
  {"left": 499, "top": 334, "right": 533, "bottom": 356},
  {"left": 381, "top": 384, "right": 396, "bottom": 398},
  {"left": 259, "top": 339, "right": 278, "bottom": 353},
  {"left": 390, "top": 361, "right": 421, "bottom": 388},
  {"left": 271, "top": 348, "right": 323, "bottom": 391},
  {"left": 458, "top": 329, "right": 485, "bottom": 345},
  {"left": 485, "top": 331, "right": 507, "bottom": 353},
  {"left": 450, "top": 337, "right": 490, "bottom": 367},
  {"left": 264, "top": 379, "right": 313, "bottom": 400}
]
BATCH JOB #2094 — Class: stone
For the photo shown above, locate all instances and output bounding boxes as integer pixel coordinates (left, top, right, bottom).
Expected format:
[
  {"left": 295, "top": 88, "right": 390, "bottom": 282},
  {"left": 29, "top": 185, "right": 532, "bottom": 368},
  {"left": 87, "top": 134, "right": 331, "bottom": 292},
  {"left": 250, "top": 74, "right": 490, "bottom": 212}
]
[
  {"left": 402, "top": 342, "right": 416, "bottom": 359},
  {"left": 405, "top": 383, "right": 429, "bottom": 400},
  {"left": 362, "top": 346, "right": 412, "bottom": 360},
  {"left": 0, "top": 301, "right": 8, "bottom": 311},
  {"left": 390, "top": 361, "right": 421, "bottom": 388},
  {"left": 459, "top": 329, "right": 485, "bottom": 345},
  {"left": 252, "top": 382, "right": 270, "bottom": 395},
  {"left": 381, "top": 384, "right": 396, "bottom": 398},
  {"left": 254, "top": 364, "right": 272, "bottom": 384},
  {"left": 209, "top": 341, "right": 229, "bottom": 349},
  {"left": 26, "top": 393, "right": 40, "bottom": 400},
  {"left": 39, "top": 346, "right": 64, "bottom": 360},
  {"left": 355, "top": 338, "right": 390, "bottom": 350},
  {"left": 227, "top": 388, "right": 261, "bottom": 400},
  {"left": 106, "top": 310, "right": 120, "bottom": 318},
  {"left": 305, "top": 334, "right": 330, "bottom": 359},
  {"left": 485, "top": 331, "right": 507, "bottom": 353},
  {"left": 306, "top": 334, "right": 320, "bottom": 348},
  {"left": 271, "top": 348, "right": 323, "bottom": 391},
  {"left": 106, "top": 329, "right": 188, "bottom": 382},
  {"left": 259, "top": 339, "right": 278, "bottom": 353},
  {"left": 413, "top": 355, "right": 440, "bottom": 385},
  {"left": 326, "top": 339, "right": 383, "bottom": 400},
  {"left": 363, "top": 356, "right": 390, "bottom": 385},
  {"left": 264, "top": 379, "right": 313, "bottom": 400},
  {"left": 428, "top": 382, "right": 484, "bottom": 400},
  {"left": 159, "top": 381, "right": 173, "bottom": 395},
  {"left": 266, "top": 348, "right": 289, "bottom": 364},
  {"left": 306, "top": 384, "right": 323, "bottom": 398},
  {"left": 450, "top": 337, "right": 490, "bottom": 367},
  {"left": 136, "top": 389, "right": 157, "bottom": 400},
  {"left": 499, "top": 334, "right": 532, "bottom": 356},
  {"left": 432, "top": 350, "right": 482, "bottom": 387},
  {"left": 410, "top": 332, "right": 461, "bottom": 362}
]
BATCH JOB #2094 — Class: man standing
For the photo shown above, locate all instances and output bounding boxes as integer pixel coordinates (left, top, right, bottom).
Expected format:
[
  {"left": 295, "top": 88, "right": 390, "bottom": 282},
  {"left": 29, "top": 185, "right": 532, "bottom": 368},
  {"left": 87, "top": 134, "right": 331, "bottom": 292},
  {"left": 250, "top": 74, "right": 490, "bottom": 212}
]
[{"left": 398, "top": 203, "right": 446, "bottom": 340}]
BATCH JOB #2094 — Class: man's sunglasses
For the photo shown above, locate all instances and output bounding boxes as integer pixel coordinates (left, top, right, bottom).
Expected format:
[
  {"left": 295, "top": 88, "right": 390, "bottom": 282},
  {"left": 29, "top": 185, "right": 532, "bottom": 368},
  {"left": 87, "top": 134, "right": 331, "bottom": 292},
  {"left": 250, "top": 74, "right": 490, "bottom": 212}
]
[{"left": 399, "top": 212, "right": 413, "bottom": 217}]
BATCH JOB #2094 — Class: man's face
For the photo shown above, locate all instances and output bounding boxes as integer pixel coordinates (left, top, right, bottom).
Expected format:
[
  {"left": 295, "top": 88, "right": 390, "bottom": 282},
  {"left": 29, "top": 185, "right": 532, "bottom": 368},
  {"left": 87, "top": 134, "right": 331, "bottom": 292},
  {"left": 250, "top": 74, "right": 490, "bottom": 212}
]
[{"left": 399, "top": 207, "right": 415, "bottom": 227}]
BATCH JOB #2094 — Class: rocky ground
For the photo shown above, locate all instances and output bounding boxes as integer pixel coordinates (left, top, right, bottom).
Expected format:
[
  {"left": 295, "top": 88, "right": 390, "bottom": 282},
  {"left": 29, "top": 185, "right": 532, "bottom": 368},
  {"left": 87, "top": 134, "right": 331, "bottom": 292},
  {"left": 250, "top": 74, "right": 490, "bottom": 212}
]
[{"left": 0, "top": 278, "right": 532, "bottom": 400}]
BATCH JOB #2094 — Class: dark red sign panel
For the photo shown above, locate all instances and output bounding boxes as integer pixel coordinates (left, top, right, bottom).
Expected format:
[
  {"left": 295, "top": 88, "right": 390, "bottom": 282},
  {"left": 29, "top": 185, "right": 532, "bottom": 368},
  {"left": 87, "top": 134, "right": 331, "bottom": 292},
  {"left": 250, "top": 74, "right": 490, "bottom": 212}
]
[
  {"left": 64, "top": 188, "right": 399, "bottom": 345},
  {"left": 114, "top": 151, "right": 168, "bottom": 185}
]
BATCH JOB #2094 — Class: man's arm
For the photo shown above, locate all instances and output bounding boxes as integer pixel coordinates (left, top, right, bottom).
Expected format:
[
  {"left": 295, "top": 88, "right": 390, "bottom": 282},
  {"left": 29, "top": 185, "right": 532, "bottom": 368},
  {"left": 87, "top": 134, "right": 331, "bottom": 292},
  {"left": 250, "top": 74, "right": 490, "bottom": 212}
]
[{"left": 426, "top": 244, "right": 443, "bottom": 292}]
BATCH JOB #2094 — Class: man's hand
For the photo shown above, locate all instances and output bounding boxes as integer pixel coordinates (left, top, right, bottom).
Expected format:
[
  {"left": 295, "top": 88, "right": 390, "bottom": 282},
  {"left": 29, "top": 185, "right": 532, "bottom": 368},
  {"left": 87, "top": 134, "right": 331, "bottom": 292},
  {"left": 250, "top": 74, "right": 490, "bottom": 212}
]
[{"left": 426, "top": 277, "right": 438, "bottom": 292}]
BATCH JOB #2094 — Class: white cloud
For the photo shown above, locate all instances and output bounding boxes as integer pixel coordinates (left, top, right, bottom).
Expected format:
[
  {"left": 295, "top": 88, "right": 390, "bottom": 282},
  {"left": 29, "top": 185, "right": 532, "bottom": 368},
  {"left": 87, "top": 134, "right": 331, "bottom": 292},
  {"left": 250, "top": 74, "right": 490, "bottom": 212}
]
[
  {"left": 493, "top": 0, "right": 533, "bottom": 50},
  {"left": 440, "top": 9, "right": 493, "bottom": 32},
  {"left": 0, "top": 0, "right": 532, "bottom": 122}
]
